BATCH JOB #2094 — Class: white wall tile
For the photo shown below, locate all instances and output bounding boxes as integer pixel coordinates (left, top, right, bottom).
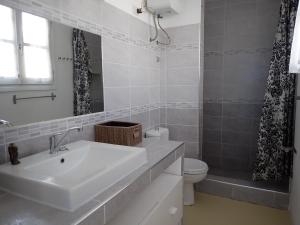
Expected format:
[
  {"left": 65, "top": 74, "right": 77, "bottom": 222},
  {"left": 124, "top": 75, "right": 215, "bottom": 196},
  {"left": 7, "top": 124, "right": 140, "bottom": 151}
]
[
  {"left": 104, "top": 87, "right": 130, "bottom": 111},
  {"left": 167, "top": 85, "right": 199, "bottom": 103},
  {"left": 103, "top": 63, "right": 130, "bottom": 87},
  {"left": 131, "top": 87, "right": 149, "bottom": 107}
]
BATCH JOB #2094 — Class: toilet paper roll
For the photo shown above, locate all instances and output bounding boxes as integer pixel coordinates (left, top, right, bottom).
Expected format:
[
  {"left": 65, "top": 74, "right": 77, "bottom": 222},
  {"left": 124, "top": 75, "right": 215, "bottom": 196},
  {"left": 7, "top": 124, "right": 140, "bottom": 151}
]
[{"left": 145, "top": 127, "right": 169, "bottom": 141}]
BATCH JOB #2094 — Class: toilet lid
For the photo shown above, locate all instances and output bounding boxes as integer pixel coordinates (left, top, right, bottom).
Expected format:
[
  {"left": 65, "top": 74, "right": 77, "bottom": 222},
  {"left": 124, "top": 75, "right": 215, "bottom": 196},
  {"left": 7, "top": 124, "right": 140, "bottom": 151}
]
[{"left": 184, "top": 158, "right": 208, "bottom": 175}]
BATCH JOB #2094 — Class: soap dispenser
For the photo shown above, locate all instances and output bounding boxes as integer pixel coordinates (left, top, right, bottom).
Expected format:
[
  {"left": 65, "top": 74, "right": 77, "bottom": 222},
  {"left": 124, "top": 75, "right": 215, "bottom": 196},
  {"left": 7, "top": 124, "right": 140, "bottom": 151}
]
[{"left": 8, "top": 143, "right": 20, "bottom": 165}]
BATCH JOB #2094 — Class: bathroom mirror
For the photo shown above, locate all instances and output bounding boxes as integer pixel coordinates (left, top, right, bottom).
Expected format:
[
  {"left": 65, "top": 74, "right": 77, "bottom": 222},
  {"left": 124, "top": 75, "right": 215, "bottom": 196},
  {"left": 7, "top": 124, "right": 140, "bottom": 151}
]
[{"left": 0, "top": 5, "right": 104, "bottom": 126}]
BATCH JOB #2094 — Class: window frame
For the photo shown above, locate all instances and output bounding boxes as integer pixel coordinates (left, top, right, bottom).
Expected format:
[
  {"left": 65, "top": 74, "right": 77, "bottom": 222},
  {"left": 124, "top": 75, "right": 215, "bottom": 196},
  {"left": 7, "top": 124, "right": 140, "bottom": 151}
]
[
  {"left": 0, "top": 5, "right": 55, "bottom": 92},
  {"left": 0, "top": 4, "right": 20, "bottom": 85}
]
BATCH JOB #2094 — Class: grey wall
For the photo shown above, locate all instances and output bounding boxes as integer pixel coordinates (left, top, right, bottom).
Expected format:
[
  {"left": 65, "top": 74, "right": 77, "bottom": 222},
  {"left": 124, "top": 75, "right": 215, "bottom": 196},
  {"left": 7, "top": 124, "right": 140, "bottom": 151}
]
[
  {"left": 203, "top": 0, "right": 281, "bottom": 174},
  {"left": 160, "top": 24, "right": 201, "bottom": 159}
]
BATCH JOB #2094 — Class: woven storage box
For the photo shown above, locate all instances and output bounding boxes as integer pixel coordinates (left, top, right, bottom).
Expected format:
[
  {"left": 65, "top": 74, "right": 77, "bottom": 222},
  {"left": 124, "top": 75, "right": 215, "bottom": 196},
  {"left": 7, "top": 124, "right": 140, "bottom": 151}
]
[{"left": 95, "top": 121, "right": 142, "bottom": 146}]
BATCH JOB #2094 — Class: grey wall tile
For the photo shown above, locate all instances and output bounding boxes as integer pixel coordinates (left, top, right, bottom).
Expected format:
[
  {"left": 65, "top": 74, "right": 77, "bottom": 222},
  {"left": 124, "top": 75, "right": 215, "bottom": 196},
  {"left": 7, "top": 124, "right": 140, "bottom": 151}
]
[
  {"left": 274, "top": 192, "right": 290, "bottom": 209},
  {"left": 226, "top": 2, "right": 256, "bottom": 21},
  {"left": 203, "top": 84, "right": 223, "bottom": 101},
  {"left": 231, "top": 186, "right": 275, "bottom": 207},
  {"left": 203, "top": 103, "right": 222, "bottom": 116},
  {"left": 205, "top": 37, "right": 224, "bottom": 53},
  {"left": 203, "top": 155, "right": 222, "bottom": 168},
  {"left": 222, "top": 117, "right": 252, "bottom": 132},
  {"left": 203, "top": 115, "right": 222, "bottom": 130},
  {"left": 205, "top": 7, "right": 225, "bottom": 23},
  {"left": 175, "top": 144, "right": 185, "bottom": 159},
  {"left": 0, "top": 145, "right": 6, "bottom": 164},
  {"left": 205, "top": 0, "right": 225, "bottom": 9},
  {"left": 204, "top": 22, "right": 225, "bottom": 38},
  {"left": 222, "top": 144, "right": 250, "bottom": 159},
  {"left": 184, "top": 142, "right": 200, "bottom": 159},
  {"left": 204, "top": 52, "right": 223, "bottom": 70},
  {"left": 167, "top": 108, "right": 199, "bottom": 126},
  {"left": 203, "top": 69, "right": 223, "bottom": 86},
  {"left": 221, "top": 156, "right": 250, "bottom": 172},
  {"left": 222, "top": 103, "right": 262, "bottom": 119},
  {"left": 203, "top": 142, "right": 222, "bottom": 157},
  {"left": 203, "top": 129, "right": 221, "bottom": 143},
  {"left": 195, "top": 179, "right": 232, "bottom": 198},
  {"left": 168, "top": 125, "right": 199, "bottom": 142},
  {"left": 222, "top": 131, "right": 252, "bottom": 146}
]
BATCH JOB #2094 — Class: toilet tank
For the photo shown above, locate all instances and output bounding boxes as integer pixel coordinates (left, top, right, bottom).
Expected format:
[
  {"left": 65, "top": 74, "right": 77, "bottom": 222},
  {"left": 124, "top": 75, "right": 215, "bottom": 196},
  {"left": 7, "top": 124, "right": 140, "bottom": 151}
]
[{"left": 147, "top": 0, "right": 183, "bottom": 16}]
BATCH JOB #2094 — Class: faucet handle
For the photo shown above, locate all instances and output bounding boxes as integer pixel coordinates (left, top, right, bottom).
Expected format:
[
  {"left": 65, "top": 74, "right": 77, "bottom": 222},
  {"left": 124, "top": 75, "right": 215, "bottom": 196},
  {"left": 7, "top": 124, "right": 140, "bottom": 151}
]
[{"left": 59, "top": 145, "right": 69, "bottom": 151}]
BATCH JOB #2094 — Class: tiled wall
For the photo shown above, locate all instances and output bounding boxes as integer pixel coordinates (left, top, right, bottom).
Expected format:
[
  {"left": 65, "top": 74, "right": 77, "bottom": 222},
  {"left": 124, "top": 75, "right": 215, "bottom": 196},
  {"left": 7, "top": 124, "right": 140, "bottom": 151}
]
[
  {"left": 0, "top": 0, "right": 162, "bottom": 163},
  {"left": 160, "top": 24, "right": 201, "bottom": 159},
  {"left": 203, "top": 0, "right": 281, "bottom": 174}
]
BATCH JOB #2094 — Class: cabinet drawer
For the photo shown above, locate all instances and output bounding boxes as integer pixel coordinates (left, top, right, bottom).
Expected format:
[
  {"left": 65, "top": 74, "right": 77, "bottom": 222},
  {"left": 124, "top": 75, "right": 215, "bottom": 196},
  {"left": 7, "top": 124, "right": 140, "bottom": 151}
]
[
  {"left": 108, "top": 173, "right": 183, "bottom": 225},
  {"left": 140, "top": 176, "right": 183, "bottom": 225}
]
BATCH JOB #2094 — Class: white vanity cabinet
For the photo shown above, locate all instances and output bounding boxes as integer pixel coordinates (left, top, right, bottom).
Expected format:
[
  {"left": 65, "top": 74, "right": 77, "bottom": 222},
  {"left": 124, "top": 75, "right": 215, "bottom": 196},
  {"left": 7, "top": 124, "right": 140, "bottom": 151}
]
[{"left": 108, "top": 173, "right": 183, "bottom": 225}]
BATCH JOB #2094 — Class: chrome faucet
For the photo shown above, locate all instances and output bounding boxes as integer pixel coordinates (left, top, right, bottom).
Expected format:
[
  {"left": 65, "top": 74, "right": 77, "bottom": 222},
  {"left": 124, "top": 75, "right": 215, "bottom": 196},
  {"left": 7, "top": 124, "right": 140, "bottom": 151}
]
[
  {"left": 0, "top": 119, "right": 13, "bottom": 127},
  {"left": 49, "top": 126, "right": 83, "bottom": 154}
]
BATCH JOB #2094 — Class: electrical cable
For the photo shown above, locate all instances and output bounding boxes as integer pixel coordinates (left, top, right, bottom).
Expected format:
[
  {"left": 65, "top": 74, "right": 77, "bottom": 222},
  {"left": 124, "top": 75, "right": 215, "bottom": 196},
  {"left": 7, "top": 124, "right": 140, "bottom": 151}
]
[
  {"left": 143, "top": 0, "right": 171, "bottom": 45},
  {"left": 157, "top": 15, "right": 171, "bottom": 45},
  {"left": 143, "top": 0, "right": 158, "bottom": 42}
]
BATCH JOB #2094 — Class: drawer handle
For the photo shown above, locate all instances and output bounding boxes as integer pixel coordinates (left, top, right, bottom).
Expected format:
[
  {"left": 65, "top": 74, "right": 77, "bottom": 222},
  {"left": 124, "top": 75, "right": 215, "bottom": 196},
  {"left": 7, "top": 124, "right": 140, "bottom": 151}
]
[{"left": 168, "top": 206, "right": 178, "bottom": 215}]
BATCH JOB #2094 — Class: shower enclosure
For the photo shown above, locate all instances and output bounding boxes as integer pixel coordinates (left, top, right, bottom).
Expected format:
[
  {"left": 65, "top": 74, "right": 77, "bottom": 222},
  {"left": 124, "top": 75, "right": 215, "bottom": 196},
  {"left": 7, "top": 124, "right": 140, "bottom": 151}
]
[{"left": 202, "top": 0, "right": 289, "bottom": 192}]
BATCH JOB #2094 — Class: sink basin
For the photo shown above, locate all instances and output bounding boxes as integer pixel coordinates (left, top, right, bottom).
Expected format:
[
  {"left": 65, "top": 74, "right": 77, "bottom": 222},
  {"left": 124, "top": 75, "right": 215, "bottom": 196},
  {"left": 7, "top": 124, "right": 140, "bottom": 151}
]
[{"left": 0, "top": 140, "right": 147, "bottom": 211}]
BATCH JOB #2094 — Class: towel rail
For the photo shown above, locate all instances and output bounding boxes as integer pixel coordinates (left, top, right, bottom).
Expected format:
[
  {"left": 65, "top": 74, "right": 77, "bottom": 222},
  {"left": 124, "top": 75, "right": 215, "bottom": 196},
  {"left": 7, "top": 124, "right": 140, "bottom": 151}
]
[{"left": 13, "top": 92, "right": 56, "bottom": 104}]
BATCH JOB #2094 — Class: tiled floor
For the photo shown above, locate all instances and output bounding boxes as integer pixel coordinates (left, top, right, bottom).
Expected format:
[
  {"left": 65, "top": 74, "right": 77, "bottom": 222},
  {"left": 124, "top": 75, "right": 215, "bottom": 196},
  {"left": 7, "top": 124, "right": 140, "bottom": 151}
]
[{"left": 184, "top": 193, "right": 291, "bottom": 225}]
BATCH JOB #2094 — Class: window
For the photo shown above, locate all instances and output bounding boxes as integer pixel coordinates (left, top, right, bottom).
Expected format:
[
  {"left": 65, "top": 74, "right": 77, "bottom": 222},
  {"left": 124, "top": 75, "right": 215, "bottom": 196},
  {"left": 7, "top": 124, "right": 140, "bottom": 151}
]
[{"left": 0, "top": 4, "right": 52, "bottom": 86}]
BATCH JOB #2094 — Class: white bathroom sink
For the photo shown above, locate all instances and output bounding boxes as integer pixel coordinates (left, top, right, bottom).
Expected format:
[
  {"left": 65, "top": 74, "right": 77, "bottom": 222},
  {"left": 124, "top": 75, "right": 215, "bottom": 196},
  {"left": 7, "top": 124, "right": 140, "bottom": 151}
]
[{"left": 0, "top": 140, "right": 147, "bottom": 211}]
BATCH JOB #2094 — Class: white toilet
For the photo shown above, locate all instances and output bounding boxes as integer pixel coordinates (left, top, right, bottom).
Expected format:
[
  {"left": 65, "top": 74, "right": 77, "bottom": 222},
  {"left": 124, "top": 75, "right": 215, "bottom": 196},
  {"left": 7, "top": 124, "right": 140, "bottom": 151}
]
[
  {"left": 145, "top": 128, "right": 208, "bottom": 206},
  {"left": 184, "top": 158, "right": 208, "bottom": 206}
]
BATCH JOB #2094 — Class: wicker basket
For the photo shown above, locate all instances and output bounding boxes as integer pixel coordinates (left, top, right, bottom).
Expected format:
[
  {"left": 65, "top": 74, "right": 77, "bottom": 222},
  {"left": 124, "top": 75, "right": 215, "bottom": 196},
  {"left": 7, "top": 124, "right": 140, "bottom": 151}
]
[{"left": 95, "top": 121, "right": 142, "bottom": 146}]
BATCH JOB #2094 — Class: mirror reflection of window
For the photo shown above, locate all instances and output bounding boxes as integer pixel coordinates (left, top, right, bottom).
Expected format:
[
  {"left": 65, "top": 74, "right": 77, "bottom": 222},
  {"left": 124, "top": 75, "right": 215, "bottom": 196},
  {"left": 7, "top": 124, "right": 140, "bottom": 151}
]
[
  {"left": 0, "top": 3, "right": 104, "bottom": 126},
  {"left": 0, "top": 5, "right": 52, "bottom": 85},
  {"left": 0, "top": 5, "right": 18, "bottom": 81},
  {"left": 22, "top": 12, "right": 52, "bottom": 82}
]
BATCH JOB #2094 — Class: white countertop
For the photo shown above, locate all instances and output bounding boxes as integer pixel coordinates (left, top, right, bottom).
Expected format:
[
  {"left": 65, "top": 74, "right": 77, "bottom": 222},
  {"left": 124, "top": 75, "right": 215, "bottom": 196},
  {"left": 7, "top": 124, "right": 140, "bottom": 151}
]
[{"left": 0, "top": 138, "right": 184, "bottom": 225}]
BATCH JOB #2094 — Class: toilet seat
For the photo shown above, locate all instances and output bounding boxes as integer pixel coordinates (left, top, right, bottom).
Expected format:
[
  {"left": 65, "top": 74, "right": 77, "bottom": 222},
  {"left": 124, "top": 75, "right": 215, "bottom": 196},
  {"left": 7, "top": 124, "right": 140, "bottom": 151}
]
[{"left": 184, "top": 158, "right": 208, "bottom": 175}]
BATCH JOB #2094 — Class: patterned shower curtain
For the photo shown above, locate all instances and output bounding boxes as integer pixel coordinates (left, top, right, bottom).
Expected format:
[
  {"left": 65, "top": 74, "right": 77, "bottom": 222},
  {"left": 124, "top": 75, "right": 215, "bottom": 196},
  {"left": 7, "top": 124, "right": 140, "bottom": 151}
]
[
  {"left": 72, "top": 29, "right": 91, "bottom": 116},
  {"left": 253, "top": 0, "right": 299, "bottom": 181}
]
